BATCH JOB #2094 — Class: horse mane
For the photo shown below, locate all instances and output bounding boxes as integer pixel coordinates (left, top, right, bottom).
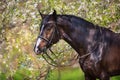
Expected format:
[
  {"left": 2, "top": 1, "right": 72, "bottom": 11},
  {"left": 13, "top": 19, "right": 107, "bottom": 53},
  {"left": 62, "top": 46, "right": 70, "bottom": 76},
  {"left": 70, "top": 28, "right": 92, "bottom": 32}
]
[
  {"left": 57, "top": 14, "right": 117, "bottom": 34},
  {"left": 57, "top": 14, "right": 120, "bottom": 46},
  {"left": 58, "top": 14, "right": 95, "bottom": 28}
]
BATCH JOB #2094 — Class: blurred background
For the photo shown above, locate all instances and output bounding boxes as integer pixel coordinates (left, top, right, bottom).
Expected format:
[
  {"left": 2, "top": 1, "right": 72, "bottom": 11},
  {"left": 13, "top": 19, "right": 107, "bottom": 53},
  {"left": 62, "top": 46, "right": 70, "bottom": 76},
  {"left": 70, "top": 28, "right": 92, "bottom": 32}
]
[{"left": 0, "top": 0, "right": 120, "bottom": 80}]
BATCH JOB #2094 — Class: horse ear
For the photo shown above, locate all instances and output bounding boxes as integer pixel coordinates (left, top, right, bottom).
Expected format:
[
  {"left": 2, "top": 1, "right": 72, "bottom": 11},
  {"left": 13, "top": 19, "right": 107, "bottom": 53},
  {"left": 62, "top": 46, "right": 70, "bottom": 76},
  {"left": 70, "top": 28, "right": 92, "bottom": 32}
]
[
  {"left": 38, "top": 10, "right": 46, "bottom": 19},
  {"left": 53, "top": 10, "right": 56, "bottom": 16},
  {"left": 52, "top": 10, "right": 57, "bottom": 21}
]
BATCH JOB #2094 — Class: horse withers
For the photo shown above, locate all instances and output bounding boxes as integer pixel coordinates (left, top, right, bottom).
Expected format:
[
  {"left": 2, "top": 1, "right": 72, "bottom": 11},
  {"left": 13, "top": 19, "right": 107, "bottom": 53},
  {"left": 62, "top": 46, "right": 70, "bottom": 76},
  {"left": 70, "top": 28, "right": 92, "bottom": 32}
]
[{"left": 34, "top": 10, "right": 120, "bottom": 80}]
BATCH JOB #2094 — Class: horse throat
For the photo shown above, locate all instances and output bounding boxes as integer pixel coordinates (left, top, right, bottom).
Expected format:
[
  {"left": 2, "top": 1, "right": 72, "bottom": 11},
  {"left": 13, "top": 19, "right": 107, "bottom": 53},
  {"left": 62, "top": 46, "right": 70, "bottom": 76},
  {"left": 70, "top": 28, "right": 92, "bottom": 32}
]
[{"left": 57, "top": 16, "right": 89, "bottom": 56}]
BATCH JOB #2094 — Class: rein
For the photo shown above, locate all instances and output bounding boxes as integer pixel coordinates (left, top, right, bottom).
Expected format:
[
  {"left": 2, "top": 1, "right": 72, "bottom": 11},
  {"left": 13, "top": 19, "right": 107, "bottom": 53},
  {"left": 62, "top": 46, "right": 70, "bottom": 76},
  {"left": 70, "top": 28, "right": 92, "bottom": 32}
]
[
  {"left": 79, "top": 53, "right": 91, "bottom": 59},
  {"left": 42, "top": 47, "right": 79, "bottom": 67},
  {"left": 42, "top": 46, "right": 91, "bottom": 67}
]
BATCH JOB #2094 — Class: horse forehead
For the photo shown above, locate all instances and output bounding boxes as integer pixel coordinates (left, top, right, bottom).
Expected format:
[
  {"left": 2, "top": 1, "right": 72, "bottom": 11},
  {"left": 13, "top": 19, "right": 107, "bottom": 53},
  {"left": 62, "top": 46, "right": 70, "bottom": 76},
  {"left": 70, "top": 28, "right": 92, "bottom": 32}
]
[
  {"left": 42, "top": 20, "right": 53, "bottom": 25},
  {"left": 40, "top": 16, "right": 55, "bottom": 29}
]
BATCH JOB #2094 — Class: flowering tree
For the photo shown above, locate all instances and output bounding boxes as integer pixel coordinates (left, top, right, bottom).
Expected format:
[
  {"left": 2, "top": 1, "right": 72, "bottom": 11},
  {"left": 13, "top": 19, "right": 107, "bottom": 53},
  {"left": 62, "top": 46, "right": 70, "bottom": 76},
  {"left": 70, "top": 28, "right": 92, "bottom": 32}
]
[{"left": 0, "top": 0, "right": 120, "bottom": 80}]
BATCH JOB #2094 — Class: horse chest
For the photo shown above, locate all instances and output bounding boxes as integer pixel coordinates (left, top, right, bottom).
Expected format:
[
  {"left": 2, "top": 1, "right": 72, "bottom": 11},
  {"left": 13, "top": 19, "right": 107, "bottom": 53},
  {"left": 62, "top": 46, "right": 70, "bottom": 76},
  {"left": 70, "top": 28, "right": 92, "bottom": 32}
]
[
  {"left": 80, "top": 59, "right": 94, "bottom": 71},
  {"left": 79, "top": 58, "right": 101, "bottom": 76}
]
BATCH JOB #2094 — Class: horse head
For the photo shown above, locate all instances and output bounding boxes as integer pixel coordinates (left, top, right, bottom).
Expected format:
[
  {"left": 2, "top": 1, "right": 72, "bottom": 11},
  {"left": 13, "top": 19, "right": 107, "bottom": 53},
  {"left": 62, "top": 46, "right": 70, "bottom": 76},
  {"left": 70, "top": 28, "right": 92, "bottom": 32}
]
[{"left": 34, "top": 10, "right": 60, "bottom": 54}]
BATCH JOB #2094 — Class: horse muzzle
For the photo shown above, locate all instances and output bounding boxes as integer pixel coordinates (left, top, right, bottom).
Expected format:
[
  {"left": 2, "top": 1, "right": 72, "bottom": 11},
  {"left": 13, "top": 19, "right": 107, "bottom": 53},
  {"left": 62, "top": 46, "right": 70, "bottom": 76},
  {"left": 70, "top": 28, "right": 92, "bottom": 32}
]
[{"left": 34, "top": 46, "right": 47, "bottom": 55}]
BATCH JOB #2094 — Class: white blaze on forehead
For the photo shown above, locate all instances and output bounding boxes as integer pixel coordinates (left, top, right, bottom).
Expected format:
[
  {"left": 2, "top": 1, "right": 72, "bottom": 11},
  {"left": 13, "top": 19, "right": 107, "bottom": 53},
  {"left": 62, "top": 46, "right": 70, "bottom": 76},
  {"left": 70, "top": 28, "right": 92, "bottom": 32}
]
[
  {"left": 36, "top": 24, "right": 45, "bottom": 48},
  {"left": 40, "top": 24, "right": 45, "bottom": 35},
  {"left": 34, "top": 24, "right": 45, "bottom": 53}
]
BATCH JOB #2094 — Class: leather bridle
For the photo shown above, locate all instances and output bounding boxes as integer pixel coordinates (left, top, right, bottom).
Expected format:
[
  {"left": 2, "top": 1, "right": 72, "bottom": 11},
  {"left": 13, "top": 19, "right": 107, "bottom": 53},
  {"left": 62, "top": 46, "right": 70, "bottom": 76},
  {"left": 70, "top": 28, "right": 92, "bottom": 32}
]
[{"left": 38, "top": 21, "right": 59, "bottom": 52}]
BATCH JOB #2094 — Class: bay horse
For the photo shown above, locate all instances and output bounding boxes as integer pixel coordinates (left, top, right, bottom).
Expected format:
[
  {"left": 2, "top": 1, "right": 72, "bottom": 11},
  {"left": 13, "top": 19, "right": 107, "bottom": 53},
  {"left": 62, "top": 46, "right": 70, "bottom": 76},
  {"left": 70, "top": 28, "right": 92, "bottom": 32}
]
[{"left": 34, "top": 10, "right": 120, "bottom": 80}]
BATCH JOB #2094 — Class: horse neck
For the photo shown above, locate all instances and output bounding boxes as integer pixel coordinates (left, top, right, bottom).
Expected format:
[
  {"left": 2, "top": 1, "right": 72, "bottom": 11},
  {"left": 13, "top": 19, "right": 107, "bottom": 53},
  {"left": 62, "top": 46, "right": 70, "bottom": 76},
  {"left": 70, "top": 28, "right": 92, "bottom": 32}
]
[{"left": 57, "top": 16, "right": 91, "bottom": 55}]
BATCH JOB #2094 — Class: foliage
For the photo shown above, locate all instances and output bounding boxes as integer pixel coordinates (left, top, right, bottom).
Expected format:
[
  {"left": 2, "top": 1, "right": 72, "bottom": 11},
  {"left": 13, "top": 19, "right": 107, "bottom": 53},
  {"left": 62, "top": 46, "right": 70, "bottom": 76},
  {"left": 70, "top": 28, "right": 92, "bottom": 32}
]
[
  {"left": 0, "top": 0, "right": 120, "bottom": 80},
  {"left": 45, "top": 67, "right": 120, "bottom": 80}
]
